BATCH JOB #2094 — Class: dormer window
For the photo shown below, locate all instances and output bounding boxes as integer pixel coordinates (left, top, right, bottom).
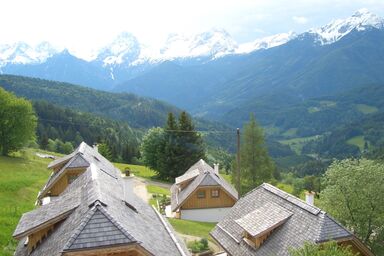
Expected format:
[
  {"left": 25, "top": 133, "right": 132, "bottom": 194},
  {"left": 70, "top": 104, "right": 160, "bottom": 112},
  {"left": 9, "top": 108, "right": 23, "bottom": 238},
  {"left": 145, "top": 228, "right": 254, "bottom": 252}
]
[{"left": 235, "top": 202, "right": 292, "bottom": 249}]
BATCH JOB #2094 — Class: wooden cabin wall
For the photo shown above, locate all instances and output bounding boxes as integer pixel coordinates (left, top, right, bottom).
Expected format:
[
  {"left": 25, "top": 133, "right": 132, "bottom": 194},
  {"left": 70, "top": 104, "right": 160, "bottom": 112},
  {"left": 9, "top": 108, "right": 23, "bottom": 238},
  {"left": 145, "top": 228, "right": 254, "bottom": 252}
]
[
  {"left": 181, "top": 186, "right": 235, "bottom": 209},
  {"left": 50, "top": 168, "right": 85, "bottom": 196}
]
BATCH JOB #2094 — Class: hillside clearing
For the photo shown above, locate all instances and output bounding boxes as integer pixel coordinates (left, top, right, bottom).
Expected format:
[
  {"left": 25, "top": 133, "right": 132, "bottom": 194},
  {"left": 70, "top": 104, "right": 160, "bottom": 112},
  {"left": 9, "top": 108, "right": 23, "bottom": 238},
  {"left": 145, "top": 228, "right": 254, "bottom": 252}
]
[
  {"left": 346, "top": 136, "right": 365, "bottom": 151},
  {"left": 0, "top": 149, "right": 52, "bottom": 256},
  {"left": 355, "top": 104, "right": 378, "bottom": 114}
]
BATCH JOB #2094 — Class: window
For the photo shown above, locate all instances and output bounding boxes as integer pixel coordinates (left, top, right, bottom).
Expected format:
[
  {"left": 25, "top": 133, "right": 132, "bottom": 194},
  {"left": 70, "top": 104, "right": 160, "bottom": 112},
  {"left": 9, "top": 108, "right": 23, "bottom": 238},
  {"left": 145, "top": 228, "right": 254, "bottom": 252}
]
[
  {"left": 211, "top": 189, "right": 220, "bottom": 198},
  {"left": 197, "top": 190, "right": 205, "bottom": 198}
]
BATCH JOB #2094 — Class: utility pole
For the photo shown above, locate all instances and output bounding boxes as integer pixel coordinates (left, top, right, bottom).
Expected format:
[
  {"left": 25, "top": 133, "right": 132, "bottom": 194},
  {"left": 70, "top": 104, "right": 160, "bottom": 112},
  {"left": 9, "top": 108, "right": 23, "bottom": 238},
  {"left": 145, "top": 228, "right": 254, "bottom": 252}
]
[{"left": 236, "top": 128, "right": 241, "bottom": 195}]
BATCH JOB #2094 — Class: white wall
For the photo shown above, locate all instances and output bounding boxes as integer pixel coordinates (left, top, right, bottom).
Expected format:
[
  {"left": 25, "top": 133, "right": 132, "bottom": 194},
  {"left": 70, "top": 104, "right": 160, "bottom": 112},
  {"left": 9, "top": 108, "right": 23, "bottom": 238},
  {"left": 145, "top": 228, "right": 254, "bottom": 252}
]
[{"left": 181, "top": 207, "right": 231, "bottom": 222}]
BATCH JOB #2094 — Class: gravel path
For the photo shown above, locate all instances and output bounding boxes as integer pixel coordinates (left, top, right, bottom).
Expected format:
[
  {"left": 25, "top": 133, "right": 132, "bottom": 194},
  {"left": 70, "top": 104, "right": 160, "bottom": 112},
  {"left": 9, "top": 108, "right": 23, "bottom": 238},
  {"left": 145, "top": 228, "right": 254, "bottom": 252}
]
[
  {"left": 122, "top": 176, "right": 151, "bottom": 202},
  {"left": 134, "top": 176, "right": 172, "bottom": 189}
]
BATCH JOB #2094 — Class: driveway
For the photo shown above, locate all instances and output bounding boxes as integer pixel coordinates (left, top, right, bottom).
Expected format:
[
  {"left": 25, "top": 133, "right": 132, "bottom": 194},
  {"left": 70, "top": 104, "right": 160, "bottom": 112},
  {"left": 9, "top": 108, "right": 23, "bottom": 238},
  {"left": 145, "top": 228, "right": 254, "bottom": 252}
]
[
  {"left": 122, "top": 176, "right": 150, "bottom": 202},
  {"left": 134, "top": 176, "right": 172, "bottom": 189}
]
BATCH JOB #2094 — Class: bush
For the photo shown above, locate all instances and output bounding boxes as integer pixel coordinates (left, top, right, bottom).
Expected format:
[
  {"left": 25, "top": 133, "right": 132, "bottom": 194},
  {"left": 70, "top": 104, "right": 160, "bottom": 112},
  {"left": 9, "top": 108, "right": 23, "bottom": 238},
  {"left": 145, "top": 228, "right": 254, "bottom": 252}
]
[{"left": 188, "top": 238, "right": 209, "bottom": 253}]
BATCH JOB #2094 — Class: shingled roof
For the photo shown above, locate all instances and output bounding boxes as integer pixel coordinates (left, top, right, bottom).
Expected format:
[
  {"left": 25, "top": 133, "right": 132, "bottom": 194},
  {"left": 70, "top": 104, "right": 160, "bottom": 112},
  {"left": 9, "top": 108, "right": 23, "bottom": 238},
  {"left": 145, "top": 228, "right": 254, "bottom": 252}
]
[
  {"left": 38, "top": 142, "right": 121, "bottom": 200},
  {"left": 14, "top": 142, "right": 189, "bottom": 256},
  {"left": 210, "top": 183, "right": 373, "bottom": 256},
  {"left": 171, "top": 159, "right": 238, "bottom": 212}
]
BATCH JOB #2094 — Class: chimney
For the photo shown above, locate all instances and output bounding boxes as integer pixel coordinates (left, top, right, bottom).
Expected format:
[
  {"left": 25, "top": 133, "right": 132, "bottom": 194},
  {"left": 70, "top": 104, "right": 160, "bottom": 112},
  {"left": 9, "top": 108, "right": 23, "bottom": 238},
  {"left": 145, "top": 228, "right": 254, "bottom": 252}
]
[
  {"left": 93, "top": 143, "right": 98, "bottom": 152},
  {"left": 305, "top": 191, "right": 316, "bottom": 205},
  {"left": 213, "top": 163, "right": 219, "bottom": 174}
]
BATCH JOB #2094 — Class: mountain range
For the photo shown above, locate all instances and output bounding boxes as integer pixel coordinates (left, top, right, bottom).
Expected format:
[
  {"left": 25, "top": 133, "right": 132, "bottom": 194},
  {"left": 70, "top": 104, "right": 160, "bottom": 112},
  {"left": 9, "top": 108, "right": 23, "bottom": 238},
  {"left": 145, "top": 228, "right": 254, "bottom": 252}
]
[
  {"left": 1, "top": 9, "right": 384, "bottom": 160},
  {"left": 1, "top": 9, "right": 380, "bottom": 90}
]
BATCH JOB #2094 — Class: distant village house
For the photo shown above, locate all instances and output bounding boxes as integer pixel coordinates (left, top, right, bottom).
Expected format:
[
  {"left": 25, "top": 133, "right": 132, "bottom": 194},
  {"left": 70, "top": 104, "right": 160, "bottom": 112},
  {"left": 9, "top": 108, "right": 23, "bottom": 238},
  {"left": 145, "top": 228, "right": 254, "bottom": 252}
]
[{"left": 171, "top": 159, "right": 238, "bottom": 222}]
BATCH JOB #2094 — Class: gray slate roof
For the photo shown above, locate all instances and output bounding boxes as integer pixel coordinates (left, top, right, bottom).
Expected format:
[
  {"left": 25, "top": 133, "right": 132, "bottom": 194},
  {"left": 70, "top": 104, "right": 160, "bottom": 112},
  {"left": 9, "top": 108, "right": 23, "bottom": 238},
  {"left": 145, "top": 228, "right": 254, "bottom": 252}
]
[
  {"left": 63, "top": 203, "right": 136, "bottom": 251},
  {"left": 210, "top": 183, "right": 355, "bottom": 256},
  {"left": 171, "top": 159, "right": 238, "bottom": 211},
  {"left": 38, "top": 142, "right": 120, "bottom": 200},
  {"left": 14, "top": 142, "right": 189, "bottom": 256},
  {"left": 235, "top": 202, "right": 292, "bottom": 237}
]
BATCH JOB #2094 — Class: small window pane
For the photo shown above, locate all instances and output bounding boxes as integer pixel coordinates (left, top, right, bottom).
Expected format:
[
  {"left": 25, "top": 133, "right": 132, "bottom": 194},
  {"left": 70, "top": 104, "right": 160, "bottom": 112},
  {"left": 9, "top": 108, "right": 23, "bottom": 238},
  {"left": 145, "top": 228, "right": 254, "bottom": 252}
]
[
  {"left": 197, "top": 191, "right": 205, "bottom": 198},
  {"left": 211, "top": 189, "right": 219, "bottom": 198}
]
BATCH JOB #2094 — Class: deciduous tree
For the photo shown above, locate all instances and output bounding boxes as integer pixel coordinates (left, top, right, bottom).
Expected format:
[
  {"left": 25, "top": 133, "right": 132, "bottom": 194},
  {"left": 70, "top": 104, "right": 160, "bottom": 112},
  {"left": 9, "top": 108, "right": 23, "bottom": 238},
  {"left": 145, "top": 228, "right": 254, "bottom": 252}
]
[
  {"left": 0, "top": 88, "right": 37, "bottom": 155},
  {"left": 321, "top": 158, "right": 384, "bottom": 254},
  {"left": 289, "top": 241, "right": 357, "bottom": 256}
]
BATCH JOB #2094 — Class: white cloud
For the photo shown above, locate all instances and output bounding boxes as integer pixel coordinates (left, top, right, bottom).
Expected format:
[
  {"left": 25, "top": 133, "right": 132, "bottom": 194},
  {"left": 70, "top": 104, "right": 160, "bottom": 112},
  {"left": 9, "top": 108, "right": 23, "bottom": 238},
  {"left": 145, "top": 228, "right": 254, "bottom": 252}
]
[{"left": 293, "top": 16, "right": 309, "bottom": 24}]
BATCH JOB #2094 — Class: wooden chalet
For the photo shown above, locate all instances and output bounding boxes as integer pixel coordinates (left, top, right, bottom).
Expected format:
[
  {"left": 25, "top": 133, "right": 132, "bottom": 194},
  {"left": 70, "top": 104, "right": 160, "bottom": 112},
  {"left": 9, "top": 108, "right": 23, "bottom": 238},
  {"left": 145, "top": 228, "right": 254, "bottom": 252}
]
[
  {"left": 210, "top": 183, "right": 374, "bottom": 256},
  {"left": 171, "top": 159, "right": 238, "bottom": 222},
  {"left": 13, "top": 142, "right": 189, "bottom": 256}
]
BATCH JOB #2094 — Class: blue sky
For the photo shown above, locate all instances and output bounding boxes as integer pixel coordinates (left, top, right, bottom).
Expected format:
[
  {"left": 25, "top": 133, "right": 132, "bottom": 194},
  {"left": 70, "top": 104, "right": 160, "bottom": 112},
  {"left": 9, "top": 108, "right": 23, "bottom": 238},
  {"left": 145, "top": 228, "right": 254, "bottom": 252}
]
[{"left": 2, "top": 0, "right": 384, "bottom": 58}]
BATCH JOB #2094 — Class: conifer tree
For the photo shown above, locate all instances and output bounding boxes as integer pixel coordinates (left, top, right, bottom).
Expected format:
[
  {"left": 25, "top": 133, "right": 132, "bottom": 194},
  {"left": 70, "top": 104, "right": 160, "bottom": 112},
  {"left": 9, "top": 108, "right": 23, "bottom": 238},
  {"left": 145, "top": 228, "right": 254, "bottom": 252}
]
[
  {"left": 176, "top": 111, "right": 205, "bottom": 176},
  {"left": 141, "top": 111, "right": 205, "bottom": 180},
  {"left": 232, "top": 113, "right": 274, "bottom": 194}
]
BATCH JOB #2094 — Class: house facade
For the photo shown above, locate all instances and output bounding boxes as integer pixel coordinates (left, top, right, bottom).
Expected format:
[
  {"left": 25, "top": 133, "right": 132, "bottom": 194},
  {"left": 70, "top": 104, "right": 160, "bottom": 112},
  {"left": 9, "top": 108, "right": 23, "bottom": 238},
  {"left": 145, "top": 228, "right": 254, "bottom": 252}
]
[
  {"left": 171, "top": 159, "right": 238, "bottom": 222},
  {"left": 13, "top": 142, "right": 189, "bottom": 256},
  {"left": 210, "top": 183, "right": 374, "bottom": 256}
]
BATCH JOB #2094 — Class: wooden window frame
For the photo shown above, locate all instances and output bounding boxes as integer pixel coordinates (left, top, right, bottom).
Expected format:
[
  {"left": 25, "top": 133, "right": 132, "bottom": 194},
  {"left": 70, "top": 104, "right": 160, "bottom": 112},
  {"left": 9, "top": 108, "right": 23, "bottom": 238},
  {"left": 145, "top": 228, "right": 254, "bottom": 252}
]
[
  {"left": 211, "top": 189, "right": 220, "bottom": 198},
  {"left": 197, "top": 190, "right": 206, "bottom": 198}
]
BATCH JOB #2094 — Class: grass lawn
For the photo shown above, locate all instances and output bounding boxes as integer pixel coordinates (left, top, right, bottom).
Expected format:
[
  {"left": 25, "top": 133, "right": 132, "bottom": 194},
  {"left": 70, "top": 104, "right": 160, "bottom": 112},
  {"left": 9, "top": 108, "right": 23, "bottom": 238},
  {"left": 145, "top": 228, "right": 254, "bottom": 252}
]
[
  {"left": 0, "top": 148, "right": 52, "bottom": 256},
  {"left": 168, "top": 218, "right": 217, "bottom": 242},
  {"left": 114, "top": 163, "right": 157, "bottom": 179},
  {"left": 146, "top": 185, "right": 170, "bottom": 196}
]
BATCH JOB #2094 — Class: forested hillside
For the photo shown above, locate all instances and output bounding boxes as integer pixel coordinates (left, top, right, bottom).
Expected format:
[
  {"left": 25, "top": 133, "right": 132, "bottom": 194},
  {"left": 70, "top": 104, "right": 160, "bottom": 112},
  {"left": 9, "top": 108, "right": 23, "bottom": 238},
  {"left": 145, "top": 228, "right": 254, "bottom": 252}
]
[
  {"left": 34, "top": 101, "right": 141, "bottom": 162},
  {"left": 0, "top": 74, "right": 179, "bottom": 128}
]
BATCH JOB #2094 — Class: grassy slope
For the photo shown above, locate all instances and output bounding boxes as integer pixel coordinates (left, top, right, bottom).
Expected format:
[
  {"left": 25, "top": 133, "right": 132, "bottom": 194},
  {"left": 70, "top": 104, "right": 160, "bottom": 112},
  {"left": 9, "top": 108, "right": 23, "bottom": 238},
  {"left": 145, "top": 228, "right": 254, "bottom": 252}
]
[
  {"left": 0, "top": 149, "right": 52, "bottom": 256},
  {"left": 167, "top": 218, "right": 217, "bottom": 242},
  {"left": 114, "top": 163, "right": 157, "bottom": 180}
]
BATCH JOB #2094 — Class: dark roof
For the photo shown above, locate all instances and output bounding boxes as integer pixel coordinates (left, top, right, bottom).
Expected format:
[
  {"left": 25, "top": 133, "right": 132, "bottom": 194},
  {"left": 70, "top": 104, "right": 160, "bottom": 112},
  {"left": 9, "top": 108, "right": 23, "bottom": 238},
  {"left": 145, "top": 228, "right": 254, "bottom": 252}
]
[
  {"left": 14, "top": 142, "right": 189, "bottom": 256},
  {"left": 210, "top": 183, "right": 358, "bottom": 256},
  {"left": 171, "top": 159, "right": 238, "bottom": 211}
]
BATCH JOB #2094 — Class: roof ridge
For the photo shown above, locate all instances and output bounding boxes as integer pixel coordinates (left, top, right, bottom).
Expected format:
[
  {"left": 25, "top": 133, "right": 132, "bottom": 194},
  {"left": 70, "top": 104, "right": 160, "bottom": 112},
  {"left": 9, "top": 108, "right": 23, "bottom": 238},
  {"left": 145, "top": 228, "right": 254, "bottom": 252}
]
[{"left": 261, "top": 183, "right": 321, "bottom": 215}]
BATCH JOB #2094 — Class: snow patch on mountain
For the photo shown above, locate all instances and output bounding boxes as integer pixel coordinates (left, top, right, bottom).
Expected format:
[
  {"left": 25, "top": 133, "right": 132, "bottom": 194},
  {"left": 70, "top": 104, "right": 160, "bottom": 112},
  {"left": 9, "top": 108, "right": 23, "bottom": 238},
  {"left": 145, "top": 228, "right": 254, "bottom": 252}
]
[
  {"left": 237, "top": 32, "right": 297, "bottom": 54},
  {"left": 0, "top": 41, "right": 58, "bottom": 66},
  {"left": 157, "top": 29, "right": 237, "bottom": 60},
  {"left": 309, "top": 8, "right": 384, "bottom": 45},
  {"left": 95, "top": 32, "right": 141, "bottom": 66}
]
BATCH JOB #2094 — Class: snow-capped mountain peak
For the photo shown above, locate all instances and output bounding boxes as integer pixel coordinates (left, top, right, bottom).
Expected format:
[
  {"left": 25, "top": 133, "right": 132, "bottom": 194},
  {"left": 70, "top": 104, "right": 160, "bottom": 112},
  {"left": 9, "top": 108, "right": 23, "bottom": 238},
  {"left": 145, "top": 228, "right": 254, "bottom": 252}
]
[
  {"left": 158, "top": 28, "right": 238, "bottom": 60},
  {"left": 309, "top": 9, "right": 384, "bottom": 45},
  {"left": 95, "top": 32, "right": 141, "bottom": 66},
  {"left": 237, "top": 31, "right": 297, "bottom": 54},
  {"left": 0, "top": 41, "right": 58, "bottom": 66}
]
